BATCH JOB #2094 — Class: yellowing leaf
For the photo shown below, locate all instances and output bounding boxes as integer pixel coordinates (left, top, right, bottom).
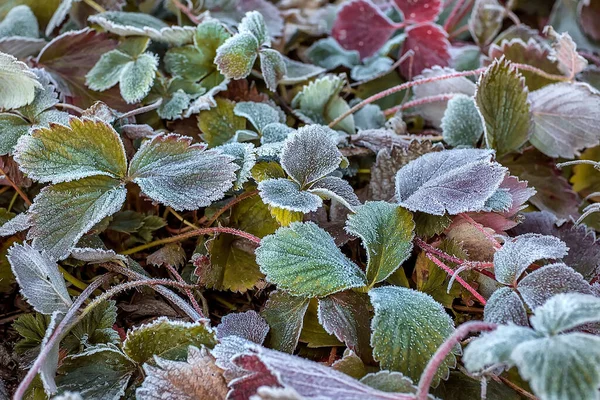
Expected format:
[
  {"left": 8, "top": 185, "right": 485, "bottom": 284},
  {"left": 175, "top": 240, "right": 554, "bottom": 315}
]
[
  {"left": 14, "top": 117, "right": 128, "bottom": 183},
  {"left": 198, "top": 98, "right": 246, "bottom": 147}
]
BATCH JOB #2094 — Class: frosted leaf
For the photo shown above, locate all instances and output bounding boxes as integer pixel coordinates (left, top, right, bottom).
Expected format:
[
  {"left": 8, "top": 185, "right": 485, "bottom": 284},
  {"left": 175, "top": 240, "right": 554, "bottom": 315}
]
[
  {"left": 14, "top": 117, "right": 128, "bottom": 183},
  {"left": 53, "top": 392, "right": 83, "bottom": 400},
  {"left": 345, "top": 202, "right": 414, "bottom": 285},
  {"left": 463, "top": 325, "right": 541, "bottom": 372},
  {"left": 0, "top": 36, "right": 46, "bottom": 59},
  {"left": 260, "top": 49, "right": 287, "bottom": 91},
  {"left": 70, "top": 248, "right": 127, "bottom": 264},
  {"left": 88, "top": 12, "right": 195, "bottom": 46},
  {"left": 256, "top": 222, "right": 367, "bottom": 297},
  {"left": 317, "top": 291, "right": 372, "bottom": 362},
  {"left": 280, "top": 125, "right": 342, "bottom": 186},
  {"left": 279, "top": 56, "right": 325, "bottom": 85},
  {"left": 529, "top": 82, "right": 600, "bottom": 158},
  {"left": 221, "top": 337, "right": 418, "bottom": 400},
  {"left": 239, "top": 11, "right": 270, "bottom": 47},
  {"left": 369, "top": 286, "right": 457, "bottom": 385},
  {"left": 85, "top": 50, "right": 132, "bottom": 92},
  {"left": 0, "top": 5, "right": 39, "bottom": 38},
  {"left": 509, "top": 211, "right": 600, "bottom": 280},
  {"left": 493, "top": 233, "right": 568, "bottom": 286},
  {"left": 544, "top": 26, "right": 587, "bottom": 77},
  {"left": 158, "top": 90, "right": 192, "bottom": 120},
  {"left": 441, "top": 94, "right": 483, "bottom": 147},
  {"left": 0, "top": 115, "right": 29, "bottom": 155},
  {"left": 234, "top": 102, "right": 284, "bottom": 133},
  {"left": 482, "top": 188, "right": 512, "bottom": 213},
  {"left": 56, "top": 344, "right": 136, "bottom": 399},
  {"left": 483, "top": 287, "right": 528, "bottom": 326},
  {"left": 394, "top": 0, "right": 442, "bottom": 23},
  {"left": 185, "top": 78, "right": 231, "bottom": 117},
  {"left": 394, "top": 148, "right": 507, "bottom": 215},
  {"left": 122, "top": 317, "right": 216, "bottom": 364},
  {"left": 517, "top": 263, "right": 592, "bottom": 310},
  {"left": 412, "top": 67, "right": 476, "bottom": 128},
  {"left": 306, "top": 38, "right": 360, "bottom": 70},
  {"left": 469, "top": 0, "right": 505, "bottom": 47},
  {"left": 137, "top": 346, "right": 227, "bottom": 400},
  {"left": 308, "top": 175, "right": 360, "bottom": 209},
  {"left": 215, "top": 33, "right": 259, "bottom": 80},
  {"left": 261, "top": 291, "right": 310, "bottom": 353},
  {"left": 354, "top": 104, "right": 385, "bottom": 130},
  {"left": 291, "top": 75, "right": 355, "bottom": 133},
  {"left": 258, "top": 179, "right": 323, "bottom": 213},
  {"left": 217, "top": 310, "right": 269, "bottom": 345},
  {"left": 119, "top": 53, "right": 158, "bottom": 104},
  {"left": 475, "top": 57, "right": 531, "bottom": 157},
  {"left": 27, "top": 176, "right": 127, "bottom": 260},
  {"left": 512, "top": 334, "right": 600, "bottom": 400},
  {"left": 216, "top": 143, "right": 256, "bottom": 190},
  {"left": 0, "top": 212, "right": 30, "bottom": 236},
  {"left": 128, "top": 134, "right": 237, "bottom": 211},
  {"left": 7, "top": 243, "right": 71, "bottom": 314},
  {"left": 350, "top": 57, "right": 393, "bottom": 82},
  {"left": 530, "top": 293, "right": 600, "bottom": 335},
  {"left": 250, "top": 386, "right": 307, "bottom": 400},
  {"left": 359, "top": 371, "right": 417, "bottom": 394},
  {"left": 0, "top": 52, "right": 41, "bottom": 110},
  {"left": 41, "top": 311, "right": 63, "bottom": 395}
]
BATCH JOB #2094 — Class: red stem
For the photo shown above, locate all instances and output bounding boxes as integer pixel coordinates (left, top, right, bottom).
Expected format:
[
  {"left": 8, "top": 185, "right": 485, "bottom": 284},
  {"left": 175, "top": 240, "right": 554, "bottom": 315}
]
[
  {"left": 415, "top": 320, "right": 497, "bottom": 400},
  {"left": 383, "top": 94, "right": 456, "bottom": 116},
  {"left": 427, "top": 253, "right": 487, "bottom": 305},
  {"left": 165, "top": 264, "right": 204, "bottom": 318},
  {"left": 444, "top": 0, "right": 472, "bottom": 33}
]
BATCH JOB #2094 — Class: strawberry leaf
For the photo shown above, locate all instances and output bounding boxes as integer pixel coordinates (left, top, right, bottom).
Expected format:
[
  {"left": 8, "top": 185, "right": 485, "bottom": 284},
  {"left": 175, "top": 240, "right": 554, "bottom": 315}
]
[
  {"left": 0, "top": 51, "right": 41, "bottom": 110},
  {"left": 441, "top": 94, "right": 484, "bottom": 147},
  {"left": 484, "top": 287, "right": 528, "bottom": 326},
  {"left": 261, "top": 291, "right": 310, "bottom": 353},
  {"left": 393, "top": 0, "right": 442, "bottom": 23},
  {"left": 400, "top": 23, "right": 450, "bottom": 78}
]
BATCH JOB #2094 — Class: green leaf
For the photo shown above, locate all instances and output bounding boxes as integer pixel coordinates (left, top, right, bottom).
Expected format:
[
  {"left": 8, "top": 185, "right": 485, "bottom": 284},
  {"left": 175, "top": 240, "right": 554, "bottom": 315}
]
[
  {"left": 119, "top": 53, "right": 158, "bottom": 104},
  {"left": 136, "top": 346, "right": 228, "bottom": 400},
  {"left": 233, "top": 101, "right": 284, "bottom": 133},
  {"left": 291, "top": 75, "right": 355, "bottom": 133},
  {"left": 441, "top": 94, "right": 484, "bottom": 147},
  {"left": 360, "top": 371, "right": 417, "bottom": 394},
  {"left": 307, "top": 37, "right": 360, "bottom": 70},
  {"left": 260, "top": 48, "right": 286, "bottom": 91},
  {"left": 513, "top": 334, "right": 600, "bottom": 400},
  {"left": 216, "top": 142, "right": 256, "bottom": 190},
  {"left": 263, "top": 292, "right": 307, "bottom": 349},
  {"left": 164, "top": 21, "right": 229, "bottom": 83},
  {"left": 351, "top": 57, "right": 393, "bottom": 82},
  {"left": 56, "top": 345, "right": 136, "bottom": 400},
  {"left": 0, "top": 51, "right": 41, "bottom": 110},
  {"left": 7, "top": 243, "right": 71, "bottom": 314},
  {"left": 346, "top": 201, "right": 414, "bottom": 286},
  {"left": 469, "top": 0, "right": 505, "bottom": 47},
  {"left": 258, "top": 178, "right": 324, "bottom": 213},
  {"left": 256, "top": 222, "right": 367, "bottom": 297},
  {"left": 14, "top": 117, "right": 128, "bottom": 183},
  {"left": 13, "top": 312, "right": 50, "bottom": 354},
  {"left": 85, "top": 49, "right": 132, "bottom": 92},
  {"left": 279, "top": 55, "right": 326, "bottom": 85},
  {"left": 215, "top": 33, "right": 259, "bottom": 80},
  {"left": 369, "top": 286, "right": 457, "bottom": 385},
  {"left": 128, "top": 133, "right": 237, "bottom": 211},
  {"left": 122, "top": 317, "right": 217, "bottom": 365},
  {"left": 299, "top": 298, "right": 343, "bottom": 348},
  {"left": 28, "top": 176, "right": 127, "bottom": 260},
  {"left": 484, "top": 286, "right": 528, "bottom": 326},
  {"left": 198, "top": 98, "right": 247, "bottom": 147},
  {"left": 238, "top": 10, "right": 270, "bottom": 47},
  {"left": 62, "top": 300, "right": 120, "bottom": 352},
  {"left": 475, "top": 58, "right": 531, "bottom": 157},
  {"left": 0, "top": 5, "right": 38, "bottom": 38}
]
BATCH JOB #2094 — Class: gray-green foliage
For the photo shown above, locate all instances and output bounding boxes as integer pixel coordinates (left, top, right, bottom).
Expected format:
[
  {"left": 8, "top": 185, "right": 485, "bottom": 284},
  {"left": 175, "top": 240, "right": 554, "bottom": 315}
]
[
  {"left": 441, "top": 94, "right": 484, "bottom": 147},
  {"left": 465, "top": 293, "right": 600, "bottom": 400}
]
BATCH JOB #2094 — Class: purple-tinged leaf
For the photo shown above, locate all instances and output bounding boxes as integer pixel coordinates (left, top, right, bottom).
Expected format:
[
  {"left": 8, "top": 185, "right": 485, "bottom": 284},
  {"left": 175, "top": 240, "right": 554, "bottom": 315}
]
[
  {"left": 517, "top": 263, "right": 593, "bottom": 309},
  {"left": 509, "top": 211, "right": 600, "bottom": 281},
  {"left": 318, "top": 291, "right": 373, "bottom": 363},
  {"left": 400, "top": 23, "right": 450, "bottom": 78},
  {"left": 493, "top": 233, "right": 569, "bottom": 286},
  {"left": 395, "top": 148, "right": 507, "bottom": 215},
  {"left": 529, "top": 82, "right": 600, "bottom": 159},
  {"left": 0, "top": 37, "right": 46, "bottom": 59},
  {"left": 332, "top": 0, "right": 398, "bottom": 59},
  {"left": 484, "top": 287, "right": 528, "bottom": 326},
  {"left": 393, "top": 0, "right": 442, "bottom": 23},
  {"left": 260, "top": 291, "right": 310, "bottom": 354},
  {"left": 217, "top": 310, "right": 270, "bottom": 345},
  {"left": 544, "top": 26, "right": 587, "bottom": 78}
]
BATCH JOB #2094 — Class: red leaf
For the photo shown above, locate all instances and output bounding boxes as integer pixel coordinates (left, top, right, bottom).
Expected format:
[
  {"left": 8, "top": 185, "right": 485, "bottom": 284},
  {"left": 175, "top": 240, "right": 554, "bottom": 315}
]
[
  {"left": 400, "top": 22, "right": 450, "bottom": 77},
  {"left": 332, "top": 0, "right": 398, "bottom": 59},
  {"left": 393, "top": 0, "right": 442, "bottom": 23}
]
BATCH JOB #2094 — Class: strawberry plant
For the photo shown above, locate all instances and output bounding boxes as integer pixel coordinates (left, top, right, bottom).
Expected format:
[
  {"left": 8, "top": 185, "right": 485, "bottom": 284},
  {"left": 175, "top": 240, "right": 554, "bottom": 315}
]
[{"left": 0, "top": 1, "right": 600, "bottom": 400}]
